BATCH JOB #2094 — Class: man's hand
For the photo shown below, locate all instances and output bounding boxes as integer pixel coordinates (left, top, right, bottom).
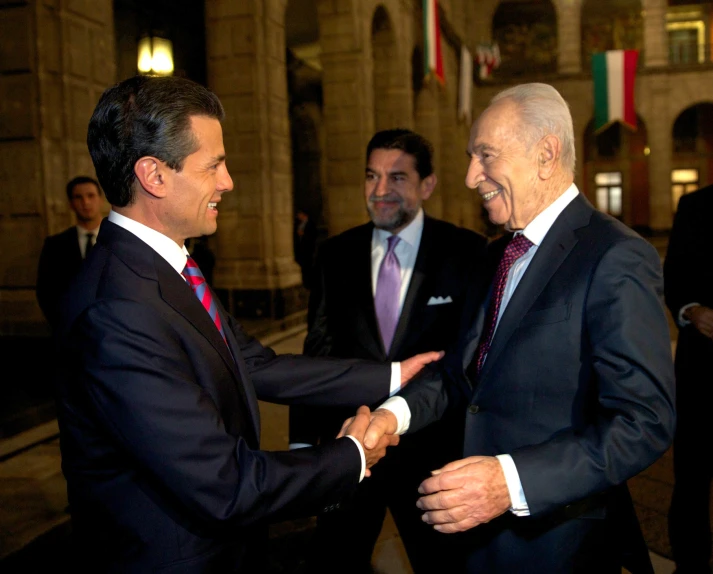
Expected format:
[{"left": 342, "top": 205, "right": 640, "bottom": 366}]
[
  {"left": 339, "top": 406, "right": 399, "bottom": 476},
  {"left": 400, "top": 351, "right": 444, "bottom": 388},
  {"left": 416, "top": 456, "right": 511, "bottom": 533},
  {"left": 687, "top": 305, "right": 713, "bottom": 339}
]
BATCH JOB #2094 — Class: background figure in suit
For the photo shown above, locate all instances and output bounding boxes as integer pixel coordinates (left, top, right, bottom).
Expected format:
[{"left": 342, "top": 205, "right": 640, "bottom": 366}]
[
  {"left": 36, "top": 175, "right": 104, "bottom": 328},
  {"left": 664, "top": 185, "right": 713, "bottom": 574},
  {"left": 364, "top": 83, "right": 675, "bottom": 573},
  {"left": 290, "top": 129, "right": 487, "bottom": 573},
  {"left": 54, "top": 75, "right": 440, "bottom": 573}
]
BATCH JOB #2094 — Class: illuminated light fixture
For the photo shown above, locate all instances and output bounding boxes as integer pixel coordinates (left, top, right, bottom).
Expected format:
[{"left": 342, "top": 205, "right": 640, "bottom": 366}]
[
  {"left": 644, "top": 146, "right": 650, "bottom": 156},
  {"left": 137, "top": 36, "right": 174, "bottom": 76}
]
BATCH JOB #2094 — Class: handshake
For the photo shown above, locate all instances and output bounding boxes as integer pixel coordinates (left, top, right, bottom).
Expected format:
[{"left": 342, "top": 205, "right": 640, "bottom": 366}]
[{"left": 335, "top": 349, "right": 444, "bottom": 477}]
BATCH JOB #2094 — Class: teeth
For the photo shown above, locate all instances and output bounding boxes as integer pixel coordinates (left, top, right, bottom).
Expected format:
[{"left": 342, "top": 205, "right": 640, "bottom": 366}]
[
  {"left": 208, "top": 202, "right": 217, "bottom": 209},
  {"left": 482, "top": 189, "right": 501, "bottom": 201}
]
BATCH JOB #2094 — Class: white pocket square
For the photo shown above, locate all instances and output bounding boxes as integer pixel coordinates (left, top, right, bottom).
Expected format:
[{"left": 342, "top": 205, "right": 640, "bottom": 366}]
[{"left": 427, "top": 295, "right": 453, "bottom": 306}]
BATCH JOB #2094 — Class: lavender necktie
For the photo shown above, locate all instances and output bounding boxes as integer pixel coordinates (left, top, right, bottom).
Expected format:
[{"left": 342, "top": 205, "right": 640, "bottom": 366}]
[{"left": 375, "top": 235, "right": 401, "bottom": 353}]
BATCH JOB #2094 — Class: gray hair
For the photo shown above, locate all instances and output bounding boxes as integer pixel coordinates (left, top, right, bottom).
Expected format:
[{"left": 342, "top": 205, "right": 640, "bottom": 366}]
[{"left": 491, "top": 83, "right": 576, "bottom": 174}]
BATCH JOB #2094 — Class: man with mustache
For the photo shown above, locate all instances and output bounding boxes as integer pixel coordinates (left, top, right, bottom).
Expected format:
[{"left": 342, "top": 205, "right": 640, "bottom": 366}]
[
  {"left": 290, "top": 129, "right": 486, "bottom": 572},
  {"left": 361, "top": 84, "right": 675, "bottom": 573}
]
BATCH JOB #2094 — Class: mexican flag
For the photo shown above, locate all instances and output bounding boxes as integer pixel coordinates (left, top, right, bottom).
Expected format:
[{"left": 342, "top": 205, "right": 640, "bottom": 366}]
[
  {"left": 424, "top": 0, "right": 444, "bottom": 84},
  {"left": 592, "top": 50, "right": 639, "bottom": 132}
]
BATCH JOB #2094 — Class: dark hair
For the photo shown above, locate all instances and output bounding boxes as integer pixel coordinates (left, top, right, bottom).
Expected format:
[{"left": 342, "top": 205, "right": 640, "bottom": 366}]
[
  {"left": 365, "top": 129, "right": 434, "bottom": 179},
  {"left": 66, "top": 176, "right": 102, "bottom": 201},
  {"left": 87, "top": 75, "right": 224, "bottom": 207}
]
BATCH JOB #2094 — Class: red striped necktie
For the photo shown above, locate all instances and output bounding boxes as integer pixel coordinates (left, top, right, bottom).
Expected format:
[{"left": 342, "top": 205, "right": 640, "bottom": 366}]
[{"left": 182, "top": 256, "right": 227, "bottom": 345}]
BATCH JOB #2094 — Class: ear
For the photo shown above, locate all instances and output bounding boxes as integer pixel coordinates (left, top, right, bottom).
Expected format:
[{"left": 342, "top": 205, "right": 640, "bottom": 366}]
[
  {"left": 537, "top": 135, "right": 560, "bottom": 180},
  {"left": 134, "top": 157, "right": 168, "bottom": 199},
  {"left": 420, "top": 173, "right": 437, "bottom": 200}
]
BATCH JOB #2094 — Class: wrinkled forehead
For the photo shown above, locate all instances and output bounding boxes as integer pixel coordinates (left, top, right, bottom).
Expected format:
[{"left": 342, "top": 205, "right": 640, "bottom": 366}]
[{"left": 469, "top": 100, "right": 522, "bottom": 148}]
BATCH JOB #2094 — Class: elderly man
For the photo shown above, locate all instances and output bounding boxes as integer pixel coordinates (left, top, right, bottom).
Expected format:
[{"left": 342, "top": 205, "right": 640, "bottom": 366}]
[
  {"left": 360, "top": 83, "right": 675, "bottom": 573},
  {"left": 52, "top": 75, "right": 440, "bottom": 573}
]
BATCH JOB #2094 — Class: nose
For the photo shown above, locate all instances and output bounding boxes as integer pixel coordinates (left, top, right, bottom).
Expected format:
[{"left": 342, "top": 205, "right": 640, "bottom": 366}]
[
  {"left": 218, "top": 164, "right": 233, "bottom": 193},
  {"left": 372, "top": 175, "right": 389, "bottom": 197},
  {"left": 465, "top": 156, "right": 484, "bottom": 190}
]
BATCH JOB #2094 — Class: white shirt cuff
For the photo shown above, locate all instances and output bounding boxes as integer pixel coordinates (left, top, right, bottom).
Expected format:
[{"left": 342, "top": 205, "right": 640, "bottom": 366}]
[
  {"left": 344, "top": 435, "right": 366, "bottom": 482},
  {"left": 288, "top": 443, "right": 312, "bottom": 450},
  {"left": 678, "top": 302, "right": 700, "bottom": 327},
  {"left": 495, "top": 454, "right": 530, "bottom": 516},
  {"left": 375, "top": 396, "right": 411, "bottom": 435},
  {"left": 389, "top": 362, "right": 401, "bottom": 396}
]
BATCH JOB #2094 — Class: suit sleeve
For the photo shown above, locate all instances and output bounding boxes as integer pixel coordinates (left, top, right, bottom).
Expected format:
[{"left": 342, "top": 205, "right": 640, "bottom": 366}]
[
  {"left": 76, "top": 299, "right": 363, "bottom": 527},
  {"left": 511, "top": 237, "right": 675, "bottom": 516},
  {"left": 663, "top": 193, "right": 704, "bottom": 317}
]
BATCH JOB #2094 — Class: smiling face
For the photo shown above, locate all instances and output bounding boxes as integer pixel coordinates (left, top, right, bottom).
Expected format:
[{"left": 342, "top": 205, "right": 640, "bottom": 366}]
[
  {"left": 364, "top": 148, "right": 435, "bottom": 233},
  {"left": 162, "top": 116, "right": 233, "bottom": 244},
  {"left": 466, "top": 99, "right": 548, "bottom": 230}
]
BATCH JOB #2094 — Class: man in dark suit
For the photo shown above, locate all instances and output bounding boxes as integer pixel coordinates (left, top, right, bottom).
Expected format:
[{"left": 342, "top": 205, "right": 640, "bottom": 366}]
[
  {"left": 53, "top": 75, "right": 440, "bottom": 573},
  {"left": 664, "top": 185, "right": 713, "bottom": 574},
  {"left": 362, "top": 83, "right": 675, "bottom": 573},
  {"left": 289, "top": 129, "right": 487, "bottom": 572},
  {"left": 36, "top": 176, "right": 104, "bottom": 328}
]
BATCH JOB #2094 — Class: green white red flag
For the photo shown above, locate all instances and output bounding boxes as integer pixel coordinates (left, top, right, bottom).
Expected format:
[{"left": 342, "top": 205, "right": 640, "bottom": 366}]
[
  {"left": 592, "top": 50, "right": 639, "bottom": 132},
  {"left": 424, "top": 0, "right": 444, "bottom": 84}
]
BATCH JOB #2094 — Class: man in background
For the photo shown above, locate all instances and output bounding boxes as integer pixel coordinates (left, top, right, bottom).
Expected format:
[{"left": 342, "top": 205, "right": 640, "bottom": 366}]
[
  {"left": 664, "top": 184, "right": 713, "bottom": 574},
  {"left": 36, "top": 176, "right": 104, "bottom": 328},
  {"left": 290, "top": 128, "right": 487, "bottom": 573}
]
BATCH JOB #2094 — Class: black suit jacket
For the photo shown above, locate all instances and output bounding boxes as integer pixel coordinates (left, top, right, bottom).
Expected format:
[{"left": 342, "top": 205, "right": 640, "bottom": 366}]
[
  {"left": 36, "top": 226, "right": 84, "bottom": 328},
  {"left": 402, "top": 194, "right": 675, "bottom": 573},
  {"left": 54, "top": 220, "right": 394, "bottom": 573},
  {"left": 290, "top": 215, "right": 487, "bottom": 446},
  {"left": 664, "top": 186, "right": 713, "bottom": 412}
]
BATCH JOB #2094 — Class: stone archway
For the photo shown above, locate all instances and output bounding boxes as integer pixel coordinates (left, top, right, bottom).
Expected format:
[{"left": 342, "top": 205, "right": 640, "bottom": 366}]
[
  {"left": 671, "top": 103, "right": 713, "bottom": 210},
  {"left": 581, "top": 0, "right": 644, "bottom": 70}
]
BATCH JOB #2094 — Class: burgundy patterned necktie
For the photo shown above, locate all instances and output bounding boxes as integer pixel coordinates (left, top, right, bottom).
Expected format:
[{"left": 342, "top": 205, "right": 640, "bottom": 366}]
[
  {"left": 473, "top": 234, "right": 534, "bottom": 376},
  {"left": 182, "top": 256, "right": 227, "bottom": 345},
  {"left": 374, "top": 235, "right": 401, "bottom": 353}
]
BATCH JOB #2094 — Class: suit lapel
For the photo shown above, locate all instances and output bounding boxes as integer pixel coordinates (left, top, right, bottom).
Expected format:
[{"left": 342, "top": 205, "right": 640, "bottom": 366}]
[
  {"left": 354, "top": 224, "right": 385, "bottom": 359},
  {"left": 157, "top": 255, "right": 261, "bottom": 445},
  {"left": 478, "top": 195, "right": 592, "bottom": 383}
]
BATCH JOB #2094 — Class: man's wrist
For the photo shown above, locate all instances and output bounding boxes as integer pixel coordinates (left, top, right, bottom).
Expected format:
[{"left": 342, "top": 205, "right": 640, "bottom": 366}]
[{"left": 344, "top": 435, "right": 366, "bottom": 482}]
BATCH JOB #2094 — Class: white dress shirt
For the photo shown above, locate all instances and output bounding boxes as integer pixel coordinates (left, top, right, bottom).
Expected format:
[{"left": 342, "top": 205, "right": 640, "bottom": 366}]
[
  {"left": 379, "top": 184, "right": 580, "bottom": 514},
  {"left": 77, "top": 224, "right": 101, "bottom": 259},
  {"left": 108, "top": 210, "right": 369, "bottom": 481}
]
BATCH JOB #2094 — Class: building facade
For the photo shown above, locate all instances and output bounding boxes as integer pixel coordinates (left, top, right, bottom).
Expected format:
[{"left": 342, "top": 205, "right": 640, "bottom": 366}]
[{"left": 0, "top": 0, "right": 710, "bottom": 333}]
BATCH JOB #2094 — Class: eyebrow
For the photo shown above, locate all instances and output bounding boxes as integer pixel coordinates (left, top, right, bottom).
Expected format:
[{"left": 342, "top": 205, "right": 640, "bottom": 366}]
[
  {"left": 209, "top": 154, "right": 226, "bottom": 164},
  {"left": 468, "top": 143, "right": 498, "bottom": 156},
  {"left": 365, "top": 167, "right": 409, "bottom": 177}
]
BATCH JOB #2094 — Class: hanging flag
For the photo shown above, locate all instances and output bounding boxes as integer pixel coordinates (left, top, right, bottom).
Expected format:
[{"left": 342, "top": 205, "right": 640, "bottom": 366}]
[
  {"left": 423, "top": 0, "right": 444, "bottom": 84},
  {"left": 592, "top": 50, "right": 639, "bottom": 133},
  {"left": 458, "top": 44, "right": 473, "bottom": 123},
  {"left": 475, "top": 43, "right": 501, "bottom": 80}
]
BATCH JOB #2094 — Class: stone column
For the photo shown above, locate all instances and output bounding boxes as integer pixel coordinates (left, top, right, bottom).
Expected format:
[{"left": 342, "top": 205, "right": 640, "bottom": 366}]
[
  {"left": 642, "top": 75, "right": 674, "bottom": 230},
  {"left": 318, "top": 0, "right": 373, "bottom": 236},
  {"left": 206, "top": 0, "right": 305, "bottom": 319},
  {"left": 642, "top": 0, "right": 668, "bottom": 68},
  {"left": 0, "top": 0, "right": 114, "bottom": 333},
  {"left": 555, "top": 0, "right": 582, "bottom": 74},
  {"left": 414, "top": 82, "right": 443, "bottom": 219}
]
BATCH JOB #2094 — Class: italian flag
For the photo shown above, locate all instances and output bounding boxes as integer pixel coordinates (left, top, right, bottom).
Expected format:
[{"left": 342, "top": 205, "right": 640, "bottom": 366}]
[
  {"left": 424, "top": 0, "right": 444, "bottom": 85},
  {"left": 592, "top": 50, "right": 639, "bottom": 132}
]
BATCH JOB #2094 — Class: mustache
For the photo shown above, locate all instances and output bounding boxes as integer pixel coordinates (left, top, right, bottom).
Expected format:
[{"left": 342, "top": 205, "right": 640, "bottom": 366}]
[{"left": 368, "top": 194, "right": 403, "bottom": 204}]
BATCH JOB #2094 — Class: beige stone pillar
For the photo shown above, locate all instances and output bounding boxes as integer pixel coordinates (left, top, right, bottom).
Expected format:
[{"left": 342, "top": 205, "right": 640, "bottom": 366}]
[
  {"left": 318, "top": 0, "right": 373, "bottom": 236},
  {"left": 414, "top": 82, "right": 443, "bottom": 219},
  {"left": 206, "top": 0, "right": 304, "bottom": 319},
  {"left": 0, "top": 0, "right": 114, "bottom": 333},
  {"left": 555, "top": 0, "right": 582, "bottom": 74},
  {"left": 642, "top": 0, "right": 668, "bottom": 68},
  {"left": 642, "top": 76, "right": 674, "bottom": 230}
]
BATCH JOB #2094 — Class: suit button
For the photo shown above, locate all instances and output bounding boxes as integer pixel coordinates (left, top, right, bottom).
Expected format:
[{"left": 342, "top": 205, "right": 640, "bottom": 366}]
[{"left": 468, "top": 404, "right": 480, "bottom": 414}]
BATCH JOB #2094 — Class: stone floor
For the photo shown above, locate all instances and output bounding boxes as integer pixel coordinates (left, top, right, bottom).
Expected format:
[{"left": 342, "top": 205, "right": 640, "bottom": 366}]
[{"left": 0, "top": 321, "right": 684, "bottom": 573}]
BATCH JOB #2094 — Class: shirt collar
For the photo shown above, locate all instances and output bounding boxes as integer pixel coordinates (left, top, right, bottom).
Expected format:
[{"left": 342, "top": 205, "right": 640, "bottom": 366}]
[
  {"left": 76, "top": 223, "right": 101, "bottom": 236},
  {"left": 108, "top": 210, "right": 189, "bottom": 275},
  {"left": 520, "top": 184, "right": 579, "bottom": 246},
  {"left": 374, "top": 207, "right": 424, "bottom": 248}
]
